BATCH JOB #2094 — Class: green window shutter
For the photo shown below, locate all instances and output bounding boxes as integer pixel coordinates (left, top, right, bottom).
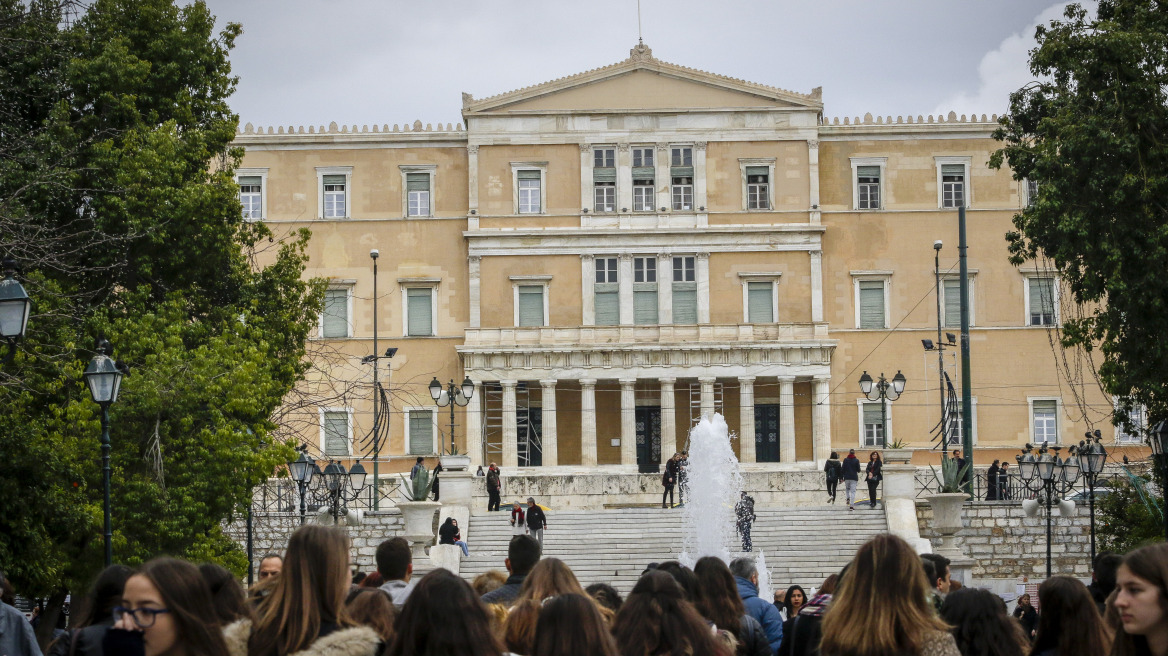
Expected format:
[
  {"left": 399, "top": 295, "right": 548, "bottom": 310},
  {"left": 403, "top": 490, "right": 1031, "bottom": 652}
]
[
  {"left": 943, "top": 279, "right": 962, "bottom": 328},
  {"left": 593, "top": 168, "right": 617, "bottom": 182},
  {"left": 409, "top": 413, "right": 433, "bottom": 455},
  {"left": 747, "top": 282, "right": 773, "bottom": 323},
  {"left": 517, "top": 286, "right": 544, "bottom": 326},
  {"left": 745, "top": 166, "right": 768, "bottom": 177},
  {"left": 323, "top": 174, "right": 346, "bottom": 186},
  {"left": 322, "top": 289, "right": 348, "bottom": 337},
  {"left": 632, "top": 166, "right": 655, "bottom": 179},
  {"left": 238, "top": 175, "right": 261, "bottom": 186},
  {"left": 594, "top": 286, "right": 619, "bottom": 325},
  {"left": 858, "top": 280, "right": 886, "bottom": 328},
  {"left": 670, "top": 165, "right": 694, "bottom": 177},
  {"left": 634, "top": 289, "right": 658, "bottom": 324},
  {"left": 672, "top": 284, "right": 697, "bottom": 324},
  {"left": 863, "top": 403, "right": 884, "bottom": 425},
  {"left": 941, "top": 164, "right": 964, "bottom": 178},
  {"left": 517, "top": 170, "right": 541, "bottom": 180},
  {"left": 323, "top": 411, "right": 349, "bottom": 455},
  {"left": 856, "top": 166, "right": 880, "bottom": 179},
  {"left": 406, "top": 173, "right": 429, "bottom": 191},
  {"left": 407, "top": 288, "right": 433, "bottom": 336}
]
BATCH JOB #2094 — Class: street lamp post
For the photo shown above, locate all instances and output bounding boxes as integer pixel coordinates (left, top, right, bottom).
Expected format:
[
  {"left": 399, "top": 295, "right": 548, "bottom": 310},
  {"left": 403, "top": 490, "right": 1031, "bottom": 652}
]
[
  {"left": 858, "top": 371, "right": 906, "bottom": 448},
  {"left": 1151, "top": 420, "right": 1168, "bottom": 542},
  {"left": 1018, "top": 442, "right": 1081, "bottom": 579},
  {"left": 320, "top": 460, "right": 368, "bottom": 523},
  {"left": 1079, "top": 430, "right": 1107, "bottom": 566},
  {"left": 429, "top": 377, "right": 475, "bottom": 454},
  {"left": 83, "top": 339, "right": 126, "bottom": 567},
  {"left": 288, "top": 446, "right": 316, "bottom": 525},
  {"left": 0, "top": 258, "right": 32, "bottom": 363}
]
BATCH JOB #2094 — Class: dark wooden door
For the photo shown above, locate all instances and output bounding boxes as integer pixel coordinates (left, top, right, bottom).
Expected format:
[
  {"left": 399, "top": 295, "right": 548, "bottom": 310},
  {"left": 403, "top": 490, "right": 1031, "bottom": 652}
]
[
  {"left": 636, "top": 406, "right": 662, "bottom": 473},
  {"left": 755, "top": 404, "right": 781, "bottom": 462}
]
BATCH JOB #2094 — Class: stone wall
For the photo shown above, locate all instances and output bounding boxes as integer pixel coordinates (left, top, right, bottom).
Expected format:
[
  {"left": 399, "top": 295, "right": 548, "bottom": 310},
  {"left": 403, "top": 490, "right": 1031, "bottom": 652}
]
[
  {"left": 222, "top": 511, "right": 406, "bottom": 573},
  {"left": 916, "top": 500, "right": 1092, "bottom": 579}
]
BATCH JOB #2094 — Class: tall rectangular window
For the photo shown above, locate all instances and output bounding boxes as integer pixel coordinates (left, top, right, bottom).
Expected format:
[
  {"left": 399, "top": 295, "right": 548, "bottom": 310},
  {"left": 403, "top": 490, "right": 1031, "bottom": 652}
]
[
  {"left": 672, "top": 177, "right": 693, "bottom": 210},
  {"left": 746, "top": 282, "right": 774, "bottom": 323},
  {"left": 321, "top": 288, "right": 349, "bottom": 338},
  {"left": 862, "top": 402, "right": 884, "bottom": 447},
  {"left": 857, "top": 280, "right": 887, "bottom": 329},
  {"left": 594, "top": 257, "right": 619, "bottom": 326},
  {"left": 671, "top": 147, "right": 693, "bottom": 167},
  {"left": 672, "top": 256, "right": 697, "bottom": 324},
  {"left": 593, "top": 148, "right": 616, "bottom": 212},
  {"left": 408, "top": 410, "right": 434, "bottom": 455},
  {"left": 406, "top": 172, "right": 430, "bottom": 217},
  {"left": 671, "top": 146, "right": 694, "bottom": 211},
  {"left": 943, "top": 278, "right": 963, "bottom": 328},
  {"left": 746, "top": 166, "right": 769, "bottom": 210},
  {"left": 633, "top": 147, "right": 654, "bottom": 167},
  {"left": 857, "top": 165, "right": 881, "bottom": 210},
  {"left": 238, "top": 176, "right": 262, "bottom": 219},
  {"left": 323, "top": 174, "right": 347, "bottom": 218},
  {"left": 1026, "top": 179, "right": 1039, "bottom": 207},
  {"left": 517, "top": 285, "right": 545, "bottom": 327},
  {"left": 406, "top": 287, "right": 434, "bottom": 336},
  {"left": 941, "top": 164, "right": 965, "bottom": 208},
  {"left": 518, "top": 170, "right": 542, "bottom": 213},
  {"left": 633, "top": 148, "right": 655, "bottom": 212},
  {"left": 1115, "top": 401, "right": 1146, "bottom": 444},
  {"left": 633, "top": 257, "right": 658, "bottom": 325},
  {"left": 1032, "top": 400, "right": 1058, "bottom": 444},
  {"left": 1028, "top": 277, "right": 1056, "bottom": 326},
  {"left": 322, "top": 410, "right": 350, "bottom": 456}
]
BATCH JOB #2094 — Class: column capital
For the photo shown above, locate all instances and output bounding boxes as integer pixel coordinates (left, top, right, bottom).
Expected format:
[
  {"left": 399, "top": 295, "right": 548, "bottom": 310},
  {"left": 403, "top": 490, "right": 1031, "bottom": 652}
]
[
  {"left": 539, "top": 379, "right": 557, "bottom": 389},
  {"left": 467, "top": 144, "right": 479, "bottom": 155},
  {"left": 807, "top": 139, "right": 820, "bottom": 150},
  {"left": 580, "top": 253, "right": 595, "bottom": 262},
  {"left": 777, "top": 375, "right": 797, "bottom": 384},
  {"left": 617, "top": 142, "right": 629, "bottom": 152},
  {"left": 696, "top": 251, "right": 710, "bottom": 261},
  {"left": 737, "top": 376, "right": 757, "bottom": 384},
  {"left": 468, "top": 254, "right": 481, "bottom": 265},
  {"left": 619, "top": 378, "right": 637, "bottom": 386},
  {"left": 812, "top": 375, "right": 831, "bottom": 384},
  {"left": 809, "top": 249, "right": 822, "bottom": 258},
  {"left": 579, "top": 378, "right": 597, "bottom": 388},
  {"left": 695, "top": 141, "right": 707, "bottom": 151},
  {"left": 619, "top": 253, "right": 633, "bottom": 263},
  {"left": 500, "top": 379, "right": 518, "bottom": 388},
  {"left": 658, "top": 377, "right": 677, "bottom": 385},
  {"left": 698, "top": 376, "right": 717, "bottom": 384}
]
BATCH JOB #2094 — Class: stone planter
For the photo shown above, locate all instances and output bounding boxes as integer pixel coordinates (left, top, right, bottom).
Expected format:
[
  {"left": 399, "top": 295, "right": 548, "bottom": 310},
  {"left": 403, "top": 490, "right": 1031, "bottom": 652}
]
[
  {"left": 926, "top": 492, "right": 968, "bottom": 558},
  {"left": 440, "top": 454, "right": 472, "bottom": 472},
  {"left": 398, "top": 500, "right": 441, "bottom": 558},
  {"left": 882, "top": 448, "right": 914, "bottom": 464}
]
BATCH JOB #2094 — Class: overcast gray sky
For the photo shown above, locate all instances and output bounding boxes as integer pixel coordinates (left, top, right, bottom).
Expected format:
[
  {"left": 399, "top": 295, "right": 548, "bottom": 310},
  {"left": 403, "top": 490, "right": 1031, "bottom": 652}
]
[{"left": 203, "top": 0, "right": 1080, "bottom": 128}]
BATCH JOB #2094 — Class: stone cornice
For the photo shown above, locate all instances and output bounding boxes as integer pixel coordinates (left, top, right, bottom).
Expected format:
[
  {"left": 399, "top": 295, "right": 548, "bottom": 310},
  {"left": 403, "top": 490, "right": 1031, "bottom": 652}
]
[{"left": 465, "top": 225, "right": 823, "bottom": 257}]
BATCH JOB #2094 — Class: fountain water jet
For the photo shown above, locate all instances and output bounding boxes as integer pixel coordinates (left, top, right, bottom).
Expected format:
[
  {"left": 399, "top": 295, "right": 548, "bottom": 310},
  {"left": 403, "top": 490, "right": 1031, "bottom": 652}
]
[{"left": 679, "top": 413, "right": 743, "bottom": 566}]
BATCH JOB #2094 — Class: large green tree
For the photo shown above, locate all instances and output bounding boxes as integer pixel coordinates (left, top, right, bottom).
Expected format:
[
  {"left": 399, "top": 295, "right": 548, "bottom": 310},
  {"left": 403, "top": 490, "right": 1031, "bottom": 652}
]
[
  {"left": 0, "top": 0, "right": 324, "bottom": 636},
  {"left": 991, "top": 0, "right": 1168, "bottom": 428}
]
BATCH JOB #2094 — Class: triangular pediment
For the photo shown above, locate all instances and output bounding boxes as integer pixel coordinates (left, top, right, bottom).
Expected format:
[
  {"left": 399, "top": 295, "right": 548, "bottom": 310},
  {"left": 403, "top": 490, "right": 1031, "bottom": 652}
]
[{"left": 463, "top": 42, "right": 822, "bottom": 115}]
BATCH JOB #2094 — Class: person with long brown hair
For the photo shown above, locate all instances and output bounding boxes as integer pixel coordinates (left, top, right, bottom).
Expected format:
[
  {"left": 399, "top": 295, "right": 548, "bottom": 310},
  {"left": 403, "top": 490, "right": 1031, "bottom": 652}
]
[
  {"left": 611, "top": 570, "right": 731, "bottom": 656},
  {"left": 343, "top": 588, "right": 395, "bottom": 654},
  {"left": 502, "top": 599, "right": 540, "bottom": 655},
  {"left": 386, "top": 569, "right": 502, "bottom": 656},
  {"left": 1029, "top": 576, "right": 1111, "bottom": 656},
  {"left": 1109, "top": 543, "right": 1168, "bottom": 656},
  {"left": 198, "top": 564, "right": 252, "bottom": 626},
  {"left": 513, "top": 558, "right": 613, "bottom": 622},
  {"left": 939, "top": 587, "right": 1026, "bottom": 656},
  {"left": 106, "top": 557, "right": 231, "bottom": 656},
  {"left": 225, "top": 525, "right": 379, "bottom": 656},
  {"left": 47, "top": 565, "right": 133, "bottom": 656},
  {"left": 693, "top": 557, "right": 769, "bottom": 656},
  {"left": 820, "top": 534, "right": 959, "bottom": 656},
  {"left": 532, "top": 593, "right": 620, "bottom": 656}
]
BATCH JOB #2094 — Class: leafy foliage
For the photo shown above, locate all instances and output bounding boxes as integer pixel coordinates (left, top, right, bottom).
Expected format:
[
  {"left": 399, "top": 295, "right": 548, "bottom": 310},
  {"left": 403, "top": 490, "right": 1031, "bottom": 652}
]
[
  {"left": 990, "top": 0, "right": 1168, "bottom": 425},
  {"left": 1096, "top": 473, "right": 1164, "bottom": 553}
]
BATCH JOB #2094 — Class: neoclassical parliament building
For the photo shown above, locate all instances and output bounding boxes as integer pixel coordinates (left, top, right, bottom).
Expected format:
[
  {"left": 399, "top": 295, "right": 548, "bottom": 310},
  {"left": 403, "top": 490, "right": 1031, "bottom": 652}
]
[{"left": 234, "top": 43, "right": 1136, "bottom": 475}]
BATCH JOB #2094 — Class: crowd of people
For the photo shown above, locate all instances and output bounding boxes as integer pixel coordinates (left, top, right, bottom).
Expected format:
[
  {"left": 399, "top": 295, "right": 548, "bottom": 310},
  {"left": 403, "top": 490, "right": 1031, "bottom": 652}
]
[{"left": 2, "top": 527, "right": 1165, "bottom": 656}]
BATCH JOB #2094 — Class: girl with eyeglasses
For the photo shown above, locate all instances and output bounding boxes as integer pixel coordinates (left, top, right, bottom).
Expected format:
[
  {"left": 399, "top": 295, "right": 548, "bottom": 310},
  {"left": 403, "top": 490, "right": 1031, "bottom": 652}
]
[{"left": 106, "top": 557, "right": 230, "bottom": 656}]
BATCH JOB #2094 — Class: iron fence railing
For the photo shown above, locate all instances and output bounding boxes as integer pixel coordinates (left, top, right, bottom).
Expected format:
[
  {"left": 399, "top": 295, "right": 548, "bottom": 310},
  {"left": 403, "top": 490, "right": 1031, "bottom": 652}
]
[
  {"left": 914, "top": 467, "right": 1125, "bottom": 501},
  {"left": 249, "top": 476, "right": 404, "bottom": 515}
]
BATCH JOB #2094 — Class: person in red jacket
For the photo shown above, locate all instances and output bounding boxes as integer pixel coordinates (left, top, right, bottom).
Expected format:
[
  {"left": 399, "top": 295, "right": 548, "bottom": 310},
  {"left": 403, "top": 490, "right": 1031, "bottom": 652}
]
[{"left": 510, "top": 501, "right": 526, "bottom": 535}]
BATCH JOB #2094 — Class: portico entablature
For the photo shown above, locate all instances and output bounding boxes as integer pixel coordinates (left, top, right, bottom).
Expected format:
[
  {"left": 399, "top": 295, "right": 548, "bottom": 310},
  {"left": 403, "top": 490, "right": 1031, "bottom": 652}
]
[{"left": 464, "top": 224, "right": 824, "bottom": 257}]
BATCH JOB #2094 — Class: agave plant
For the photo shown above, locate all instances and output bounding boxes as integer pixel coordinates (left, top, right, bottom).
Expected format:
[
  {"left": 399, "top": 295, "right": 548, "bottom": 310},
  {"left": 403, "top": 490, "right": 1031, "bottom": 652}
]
[
  {"left": 930, "top": 456, "right": 972, "bottom": 494},
  {"left": 399, "top": 467, "right": 435, "bottom": 502}
]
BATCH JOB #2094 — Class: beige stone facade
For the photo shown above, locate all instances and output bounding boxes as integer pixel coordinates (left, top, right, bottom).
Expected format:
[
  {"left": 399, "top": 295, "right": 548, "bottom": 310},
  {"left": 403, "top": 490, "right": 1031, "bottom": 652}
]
[{"left": 235, "top": 43, "right": 1146, "bottom": 476}]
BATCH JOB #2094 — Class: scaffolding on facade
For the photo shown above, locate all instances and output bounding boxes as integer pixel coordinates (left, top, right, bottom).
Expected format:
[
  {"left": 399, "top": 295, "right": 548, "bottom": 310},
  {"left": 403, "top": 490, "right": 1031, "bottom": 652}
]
[{"left": 480, "top": 381, "right": 542, "bottom": 466}]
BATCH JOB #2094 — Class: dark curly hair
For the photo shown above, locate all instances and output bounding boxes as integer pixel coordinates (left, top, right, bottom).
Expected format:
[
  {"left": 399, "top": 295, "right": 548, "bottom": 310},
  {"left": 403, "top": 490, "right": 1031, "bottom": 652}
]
[{"left": 939, "top": 588, "right": 1025, "bottom": 656}]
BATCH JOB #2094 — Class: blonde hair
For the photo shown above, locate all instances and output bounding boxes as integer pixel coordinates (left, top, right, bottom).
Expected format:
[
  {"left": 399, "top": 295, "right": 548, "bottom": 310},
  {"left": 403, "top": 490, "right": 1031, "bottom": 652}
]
[
  {"left": 820, "top": 534, "right": 950, "bottom": 656},
  {"left": 517, "top": 558, "right": 587, "bottom": 602},
  {"left": 473, "top": 570, "right": 508, "bottom": 596}
]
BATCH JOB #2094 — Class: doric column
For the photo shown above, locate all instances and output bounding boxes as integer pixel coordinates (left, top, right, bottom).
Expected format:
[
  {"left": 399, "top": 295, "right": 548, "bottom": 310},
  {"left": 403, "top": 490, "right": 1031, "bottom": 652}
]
[
  {"left": 812, "top": 375, "right": 832, "bottom": 464},
  {"left": 779, "top": 377, "right": 797, "bottom": 463},
  {"left": 580, "top": 379, "right": 597, "bottom": 467},
  {"left": 469, "top": 255, "right": 482, "bottom": 328},
  {"left": 809, "top": 250, "right": 823, "bottom": 323},
  {"left": 501, "top": 380, "right": 518, "bottom": 469},
  {"left": 657, "top": 252, "right": 672, "bottom": 324},
  {"left": 659, "top": 377, "right": 677, "bottom": 460},
  {"left": 696, "top": 252, "right": 711, "bottom": 324},
  {"left": 738, "top": 376, "right": 757, "bottom": 464},
  {"left": 620, "top": 378, "right": 637, "bottom": 467},
  {"left": 618, "top": 254, "right": 633, "bottom": 325},
  {"left": 466, "top": 381, "right": 483, "bottom": 466},
  {"left": 808, "top": 139, "right": 821, "bottom": 225},
  {"left": 581, "top": 254, "right": 595, "bottom": 325},
  {"left": 540, "top": 379, "right": 558, "bottom": 467},
  {"left": 699, "top": 376, "right": 716, "bottom": 420}
]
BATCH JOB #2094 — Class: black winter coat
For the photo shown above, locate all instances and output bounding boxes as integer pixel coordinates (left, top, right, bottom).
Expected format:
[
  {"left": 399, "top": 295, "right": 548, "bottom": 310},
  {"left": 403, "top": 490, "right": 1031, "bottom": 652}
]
[
  {"left": 736, "top": 614, "right": 770, "bottom": 656},
  {"left": 865, "top": 459, "right": 882, "bottom": 482},
  {"left": 841, "top": 456, "right": 861, "bottom": 481}
]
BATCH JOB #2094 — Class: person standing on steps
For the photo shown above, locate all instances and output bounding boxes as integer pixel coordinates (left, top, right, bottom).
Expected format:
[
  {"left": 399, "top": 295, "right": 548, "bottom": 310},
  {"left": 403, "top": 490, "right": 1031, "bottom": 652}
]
[
  {"left": 842, "top": 448, "right": 861, "bottom": 510},
  {"left": 525, "top": 497, "right": 548, "bottom": 550},
  {"left": 986, "top": 459, "right": 1000, "bottom": 500},
  {"left": 864, "top": 452, "right": 882, "bottom": 509},
  {"left": 430, "top": 462, "right": 443, "bottom": 502},
  {"left": 735, "top": 491, "right": 757, "bottom": 552},
  {"left": 486, "top": 462, "right": 501, "bottom": 511},
  {"left": 410, "top": 456, "right": 424, "bottom": 480},
  {"left": 998, "top": 462, "right": 1011, "bottom": 500},
  {"left": 510, "top": 501, "right": 526, "bottom": 535},
  {"left": 678, "top": 451, "right": 689, "bottom": 505},
  {"left": 662, "top": 452, "right": 680, "bottom": 508},
  {"left": 824, "top": 452, "right": 843, "bottom": 504}
]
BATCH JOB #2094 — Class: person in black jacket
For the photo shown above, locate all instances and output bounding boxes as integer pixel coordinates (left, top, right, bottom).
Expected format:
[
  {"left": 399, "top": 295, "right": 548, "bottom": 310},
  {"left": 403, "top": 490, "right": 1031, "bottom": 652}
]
[
  {"left": 662, "top": 453, "right": 680, "bottom": 509},
  {"left": 824, "top": 453, "right": 842, "bottom": 504},
  {"left": 841, "top": 449, "right": 861, "bottom": 510},
  {"left": 438, "top": 517, "right": 469, "bottom": 557},
  {"left": 986, "top": 460, "right": 1000, "bottom": 500},
  {"left": 525, "top": 497, "right": 548, "bottom": 549},
  {"left": 486, "top": 463, "right": 501, "bottom": 511},
  {"left": 864, "top": 452, "right": 882, "bottom": 509},
  {"left": 47, "top": 565, "right": 133, "bottom": 656}
]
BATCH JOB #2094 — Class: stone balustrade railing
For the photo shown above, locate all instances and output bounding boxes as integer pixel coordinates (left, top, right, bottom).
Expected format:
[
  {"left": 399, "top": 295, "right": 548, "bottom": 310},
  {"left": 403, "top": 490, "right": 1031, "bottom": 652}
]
[{"left": 462, "top": 322, "right": 830, "bottom": 348}]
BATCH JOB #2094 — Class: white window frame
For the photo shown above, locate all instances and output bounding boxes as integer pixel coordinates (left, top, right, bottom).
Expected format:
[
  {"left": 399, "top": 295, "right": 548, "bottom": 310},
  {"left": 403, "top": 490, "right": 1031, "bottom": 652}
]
[
  {"left": 633, "top": 256, "right": 659, "bottom": 325},
  {"left": 318, "top": 406, "right": 353, "bottom": 457},
  {"left": 738, "top": 272, "right": 782, "bottom": 323},
  {"left": 318, "top": 283, "right": 355, "bottom": 339},
  {"left": 632, "top": 146, "right": 654, "bottom": 168},
  {"left": 236, "top": 168, "right": 268, "bottom": 221},
  {"left": 849, "top": 157, "right": 886, "bottom": 211},
  {"left": 739, "top": 158, "right": 776, "bottom": 211},
  {"left": 671, "top": 255, "right": 698, "bottom": 324},
  {"left": 857, "top": 399, "right": 892, "bottom": 447},
  {"left": 404, "top": 407, "right": 438, "bottom": 455},
  {"left": 670, "top": 145, "right": 695, "bottom": 212},
  {"left": 1023, "top": 273, "right": 1059, "bottom": 327},
  {"left": 316, "top": 166, "right": 353, "bottom": 219},
  {"left": 593, "top": 256, "right": 620, "bottom": 326},
  {"left": 633, "top": 179, "right": 655, "bottom": 212},
  {"left": 511, "top": 276, "right": 551, "bottom": 327},
  {"left": 1024, "top": 178, "right": 1039, "bottom": 208},
  {"left": 940, "top": 274, "right": 976, "bottom": 328},
  {"left": 934, "top": 156, "right": 971, "bottom": 209},
  {"left": 851, "top": 271, "right": 892, "bottom": 329},
  {"left": 400, "top": 165, "right": 436, "bottom": 218},
  {"left": 511, "top": 162, "right": 548, "bottom": 215},
  {"left": 1113, "top": 398, "right": 1146, "bottom": 444},
  {"left": 947, "top": 397, "right": 979, "bottom": 446},
  {"left": 1028, "top": 397, "right": 1062, "bottom": 445},
  {"left": 400, "top": 280, "right": 439, "bottom": 337}
]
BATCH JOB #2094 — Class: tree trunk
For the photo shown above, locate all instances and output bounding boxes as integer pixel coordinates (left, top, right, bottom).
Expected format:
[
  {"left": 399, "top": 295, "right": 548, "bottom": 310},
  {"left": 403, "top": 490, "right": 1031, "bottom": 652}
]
[{"left": 35, "top": 589, "right": 68, "bottom": 653}]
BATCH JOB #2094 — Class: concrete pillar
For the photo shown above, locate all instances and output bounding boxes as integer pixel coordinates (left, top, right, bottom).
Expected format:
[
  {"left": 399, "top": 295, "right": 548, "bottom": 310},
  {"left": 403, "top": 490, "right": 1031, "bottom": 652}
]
[
  {"left": 659, "top": 378, "right": 677, "bottom": 461},
  {"left": 699, "top": 376, "right": 716, "bottom": 420},
  {"left": 738, "top": 377, "right": 756, "bottom": 464},
  {"left": 617, "top": 143, "right": 632, "bottom": 212},
  {"left": 469, "top": 255, "right": 481, "bottom": 328},
  {"left": 655, "top": 145, "right": 670, "bottom": 212},
  {"left": 810, "top": 250, "right": 823, "bottom": 323},
  {"left": 465, "top": 382, "right": 482, "bottom": 467},
  {"left": 501, "top": 380, "right": 518, "bottom": 469},
  {"left": 808, "top": 139, "right": 821, "bottom": 225},
  {"left": 581, "top": 255, "right": 595, "bottom": 325},
  {"left": 696, "top": 252, "right": 710, "bottom": 323},
  {"left": 812, "top": 376, "right": 832, "bottom": 464},
  {"left": 580, "top": 379, "right": 597, "bottom": 467},
  {"left": 579, "top": 144, "right": 592, "bottom": 211},
  {"left": 620, "top": 378, "right": 637, "bottom": 467},
  {"left": 657, "top": 252, "right": 672, "bottom": 324},
  {"left": 618, "top": 254, "right": 633, "bottom": 325},
  {"left": 467, "top": 144, "right": 479, "bottom": 225},
  {"left": 540, "top": 379, "right": 558, "bottom": 467},
  {"left": 779, "top": 377, "right": 797, "bottom": 463},
  {"left": 694, "top": 141, "right": 708, "bottom": 211}
]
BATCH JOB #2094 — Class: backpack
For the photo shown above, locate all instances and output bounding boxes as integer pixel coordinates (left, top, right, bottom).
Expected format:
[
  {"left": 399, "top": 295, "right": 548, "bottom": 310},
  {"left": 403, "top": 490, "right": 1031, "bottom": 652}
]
[{"left": 826, "top": 460, "right": 840, "bottom": 484}]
